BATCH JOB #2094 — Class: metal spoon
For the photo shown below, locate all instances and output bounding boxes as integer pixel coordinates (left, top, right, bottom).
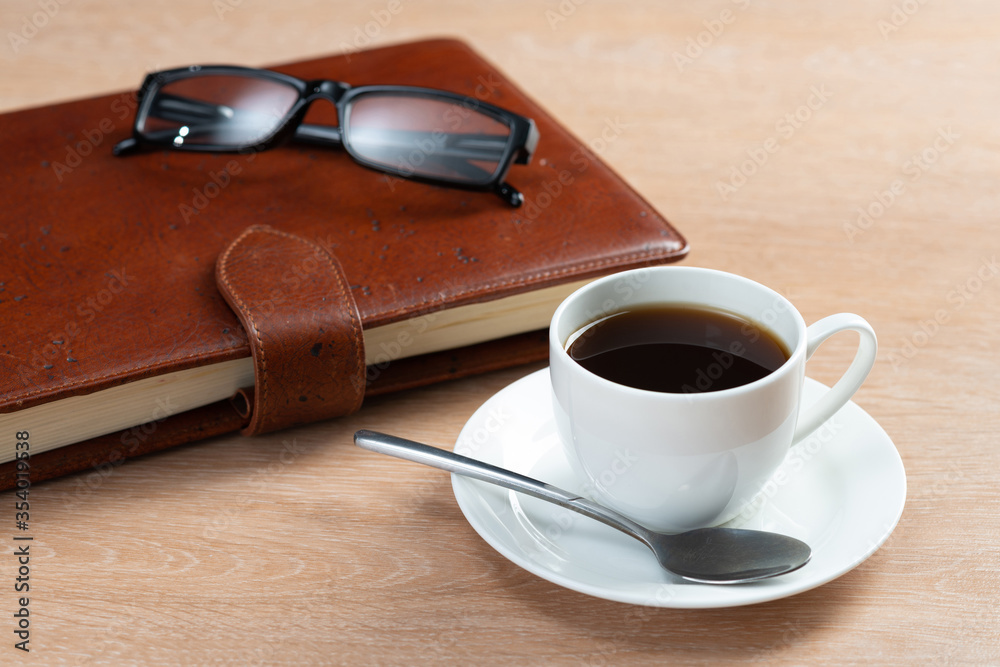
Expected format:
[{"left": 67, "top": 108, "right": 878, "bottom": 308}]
[{"left": 354, "top": 429, "right": 811, "bottom": 584}]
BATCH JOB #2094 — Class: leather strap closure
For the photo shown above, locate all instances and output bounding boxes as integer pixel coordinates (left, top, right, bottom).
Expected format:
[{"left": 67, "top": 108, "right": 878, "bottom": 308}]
[{"left": 215, "top": 225, "right": 366, "bottom": 435}]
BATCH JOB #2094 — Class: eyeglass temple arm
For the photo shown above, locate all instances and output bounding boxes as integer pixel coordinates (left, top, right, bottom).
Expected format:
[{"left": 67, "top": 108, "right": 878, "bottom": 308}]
[
  {"left": 292, "top": 124, "right": 343, "bottom": 147},
  {"left": 514, "top": 121, "right": 539, "bottom": 165}
]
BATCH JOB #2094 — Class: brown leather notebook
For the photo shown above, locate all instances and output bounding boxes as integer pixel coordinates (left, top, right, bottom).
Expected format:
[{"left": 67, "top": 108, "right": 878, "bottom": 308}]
[{"left": 0, "top": 38, "right": 687, "bottom": 489}]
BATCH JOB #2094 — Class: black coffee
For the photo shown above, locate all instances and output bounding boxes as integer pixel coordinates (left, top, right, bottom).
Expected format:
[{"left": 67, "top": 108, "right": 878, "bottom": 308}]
[{"left": 566, "top": 305, "right": 790, "bottom": 393}]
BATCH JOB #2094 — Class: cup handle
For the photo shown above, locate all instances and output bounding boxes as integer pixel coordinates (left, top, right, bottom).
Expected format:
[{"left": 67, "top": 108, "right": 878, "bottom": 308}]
[{"left": 792, "top": 313, "right": 878, "bottom": 442}]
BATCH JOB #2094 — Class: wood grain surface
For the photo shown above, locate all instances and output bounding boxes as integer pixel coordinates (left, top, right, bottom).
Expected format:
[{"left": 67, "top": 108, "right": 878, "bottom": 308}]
[{"left": 1, "top": 1, "right": 998, "bottom": 664}]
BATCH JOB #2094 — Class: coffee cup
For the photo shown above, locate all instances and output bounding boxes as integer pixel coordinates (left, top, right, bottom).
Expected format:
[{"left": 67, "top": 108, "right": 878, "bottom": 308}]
[{"left": 549, "top": 266, "right": 877, "bottom": 533}]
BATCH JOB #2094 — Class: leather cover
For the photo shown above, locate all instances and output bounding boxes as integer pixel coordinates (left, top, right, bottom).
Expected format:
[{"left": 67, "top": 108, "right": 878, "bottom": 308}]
[{"left": 0, "top": 38, "right": 687, "bottom": 488}]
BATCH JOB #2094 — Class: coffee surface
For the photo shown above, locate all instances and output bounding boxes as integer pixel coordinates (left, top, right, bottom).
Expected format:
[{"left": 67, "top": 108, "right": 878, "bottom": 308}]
[{"left": 566, "top": 305, "right": 790, "bottom": 393}]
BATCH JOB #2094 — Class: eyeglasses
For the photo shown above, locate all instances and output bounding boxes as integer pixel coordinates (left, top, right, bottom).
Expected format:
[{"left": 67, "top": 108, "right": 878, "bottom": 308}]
[{"left": 113, "top": 65, "right": 540, "bottom": 207}]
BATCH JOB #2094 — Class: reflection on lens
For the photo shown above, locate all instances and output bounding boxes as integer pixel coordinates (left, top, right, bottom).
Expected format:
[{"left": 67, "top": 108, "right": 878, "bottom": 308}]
[
  {"left": 140, "top": 75, "right": 299, "bottom": 148},
  {"left": 345, "top": 93, "right": 512, "bottom": 185}
]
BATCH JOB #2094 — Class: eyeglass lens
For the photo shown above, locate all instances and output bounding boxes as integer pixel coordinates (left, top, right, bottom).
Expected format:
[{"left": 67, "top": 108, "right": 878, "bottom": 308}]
[
  {"left": 141, "top": 74, "right": 300, "bottom": 148},
  {"left": 346, "top": 94, "right": 513, "bottom": 186}
]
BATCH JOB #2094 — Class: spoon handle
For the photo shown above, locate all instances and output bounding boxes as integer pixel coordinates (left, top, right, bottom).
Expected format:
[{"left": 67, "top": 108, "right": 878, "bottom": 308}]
[{"left": 353, "top": 429, "right": 652, "bottom": 545}]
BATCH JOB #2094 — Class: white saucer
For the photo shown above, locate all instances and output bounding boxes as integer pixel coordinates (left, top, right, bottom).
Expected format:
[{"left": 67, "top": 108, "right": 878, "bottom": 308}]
[{"left": 451, "top": 368, "right": 906, "bottom": 608}]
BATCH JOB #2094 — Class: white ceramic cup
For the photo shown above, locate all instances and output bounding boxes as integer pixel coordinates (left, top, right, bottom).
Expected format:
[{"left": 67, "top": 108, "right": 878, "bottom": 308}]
[{"left": 549, "top": 266, "right": 877, "bottom": 533}]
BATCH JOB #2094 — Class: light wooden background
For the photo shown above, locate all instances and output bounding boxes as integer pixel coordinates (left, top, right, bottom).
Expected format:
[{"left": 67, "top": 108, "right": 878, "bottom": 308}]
[{"left": 2, "top": 1, "right": 998, "bottom": 664}]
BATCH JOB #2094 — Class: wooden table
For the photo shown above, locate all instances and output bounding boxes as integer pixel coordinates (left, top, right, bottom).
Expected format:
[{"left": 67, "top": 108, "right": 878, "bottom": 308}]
[{"left": 2, "top": 1, "right": 997, "bottom": 663}]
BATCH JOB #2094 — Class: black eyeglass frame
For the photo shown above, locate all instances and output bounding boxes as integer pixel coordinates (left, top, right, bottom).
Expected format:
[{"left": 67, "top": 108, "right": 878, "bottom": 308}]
[{"left": 113, "top": 65, "right": 540, "bottom": 207}]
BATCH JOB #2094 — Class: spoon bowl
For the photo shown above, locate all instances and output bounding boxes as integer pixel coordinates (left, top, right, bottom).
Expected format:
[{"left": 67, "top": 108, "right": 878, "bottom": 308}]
[{"left": 354, "top": 430, "right": 811, "bottom": 584}]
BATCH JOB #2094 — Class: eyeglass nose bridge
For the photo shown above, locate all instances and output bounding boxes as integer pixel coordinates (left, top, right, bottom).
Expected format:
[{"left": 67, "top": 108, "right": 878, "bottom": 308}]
[
  {"left": 304, "top": 79, "right": 351, "bottom": 104},
  {"left": 284, "top": 80, "right": 351, "bottom": 148}
]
